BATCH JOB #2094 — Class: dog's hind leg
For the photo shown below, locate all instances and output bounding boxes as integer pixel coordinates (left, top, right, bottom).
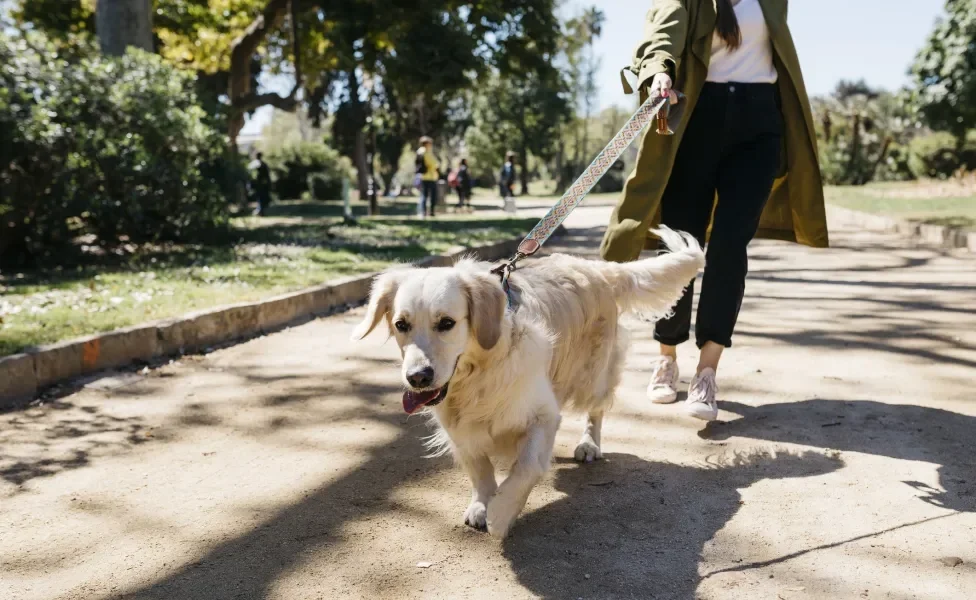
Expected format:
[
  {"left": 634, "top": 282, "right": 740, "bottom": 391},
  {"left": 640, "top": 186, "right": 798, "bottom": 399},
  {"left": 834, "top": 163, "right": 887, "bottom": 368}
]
[
  {"left": 487, "top": 411, "right": 560, "bottom": 538},
  {"left": 574, "top": 326, "right": 625, "bottom": 463},
  {"left": 459, "top": 453, "right": 496, "bottom": 531},
  {"left": 573, "top": 411, "right": 604, "bottom": 463}
]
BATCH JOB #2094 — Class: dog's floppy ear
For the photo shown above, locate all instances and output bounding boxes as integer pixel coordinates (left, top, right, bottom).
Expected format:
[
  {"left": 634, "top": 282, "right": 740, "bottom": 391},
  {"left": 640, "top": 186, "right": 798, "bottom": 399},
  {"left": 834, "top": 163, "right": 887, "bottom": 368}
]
[
  {"left": 463, "top": 271, "right": 507, "bottom": 350},
  {"left": 351, "top": 270, "right": 404, "bottom": 340}
]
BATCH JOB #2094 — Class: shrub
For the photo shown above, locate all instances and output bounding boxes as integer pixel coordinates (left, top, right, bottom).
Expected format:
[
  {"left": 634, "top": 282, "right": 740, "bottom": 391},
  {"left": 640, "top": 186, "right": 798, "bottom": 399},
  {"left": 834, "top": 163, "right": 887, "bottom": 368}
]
[
  {"left": 594, "top": 160, "right": 626, "bottom": 193},
  {"left": 307, "top": 173, "right": 338, "bottom": 200},
  {"left": 908, "top": 132, "right": 962, "bottom": 179},
  {"left": 873, "top": 143, "right": 914, "bottom": 182},
  {"left": 0, "top": 32, "right": 229, "bottom": 264},
  {"left": 812, "top": 88, "right": 912, "bottom": 185},
  {"left": 817, "top": 124, "right": 893, "bottom": 186},
  {"left": 904, "top": 130, "right": 976, "bottom": 179},
  {"left": 263, "top": 142, "right": 349, "bottom": 200}
]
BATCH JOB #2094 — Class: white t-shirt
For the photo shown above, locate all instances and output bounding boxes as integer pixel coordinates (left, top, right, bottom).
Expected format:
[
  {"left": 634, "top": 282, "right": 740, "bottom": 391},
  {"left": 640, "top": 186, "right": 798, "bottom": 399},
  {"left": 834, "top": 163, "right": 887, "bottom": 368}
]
[{"left": 706, "top": 0, "right": 778, "bottom": 84}]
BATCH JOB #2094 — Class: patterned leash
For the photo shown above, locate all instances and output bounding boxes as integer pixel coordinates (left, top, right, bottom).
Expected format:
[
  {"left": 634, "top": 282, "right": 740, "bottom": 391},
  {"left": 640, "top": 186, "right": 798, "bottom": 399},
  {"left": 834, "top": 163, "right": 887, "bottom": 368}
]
[{"left": 491, "top": 92, "right": 676, "bottom": 288}]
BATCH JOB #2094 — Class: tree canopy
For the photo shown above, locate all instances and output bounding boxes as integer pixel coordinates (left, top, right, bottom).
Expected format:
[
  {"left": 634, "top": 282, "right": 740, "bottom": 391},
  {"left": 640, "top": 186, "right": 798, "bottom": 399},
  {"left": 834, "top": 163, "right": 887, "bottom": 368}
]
[
  {"left": 909, "top": 0, "right": 976, "bottom": 148},
  {"left": 12, "top": 0, "right": 567, "bottom": 202}
]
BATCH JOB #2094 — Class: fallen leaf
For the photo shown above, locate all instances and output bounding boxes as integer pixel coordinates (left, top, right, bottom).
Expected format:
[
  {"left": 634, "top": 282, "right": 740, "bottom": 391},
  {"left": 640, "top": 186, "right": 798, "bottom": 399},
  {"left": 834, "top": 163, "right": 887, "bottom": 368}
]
[{"left": 417, "top": 561, "right": 433, "bottom": 569}]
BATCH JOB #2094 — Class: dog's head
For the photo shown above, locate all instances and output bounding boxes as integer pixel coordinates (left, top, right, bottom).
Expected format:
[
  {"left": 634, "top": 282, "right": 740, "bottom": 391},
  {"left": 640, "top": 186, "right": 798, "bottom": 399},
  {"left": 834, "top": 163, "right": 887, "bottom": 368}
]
[{"left": 351, "top": 265, "right": 507, "bottom": 414}]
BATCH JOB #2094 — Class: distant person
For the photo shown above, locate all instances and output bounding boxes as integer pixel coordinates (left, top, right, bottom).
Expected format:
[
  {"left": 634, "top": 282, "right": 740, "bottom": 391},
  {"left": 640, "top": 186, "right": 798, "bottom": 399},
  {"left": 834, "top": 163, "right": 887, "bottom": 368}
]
[
  {"left": 416, "top": 136, "right": 439, "bottom": 217},
  {"left": 499, "top": 151, "right": 517, "bottom": 201},
  {"left": 455, "top": 158, "right": 473, "bottom": 211},
  {"left": 250, "top": 152, "right": 272, "bottom": 216},
  {"left": 602, "top": 0, "right": 827, "bottom": 422}
]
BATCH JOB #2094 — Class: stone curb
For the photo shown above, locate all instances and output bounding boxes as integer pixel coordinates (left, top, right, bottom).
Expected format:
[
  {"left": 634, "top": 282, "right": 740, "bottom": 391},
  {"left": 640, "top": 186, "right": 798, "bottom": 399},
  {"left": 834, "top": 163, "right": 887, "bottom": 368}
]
[
  {"left": 0, "top": 231, "right": 559, "bottom": 410},
  {"left": 828, "top": 205, "right": 976, "bottom": 253}
]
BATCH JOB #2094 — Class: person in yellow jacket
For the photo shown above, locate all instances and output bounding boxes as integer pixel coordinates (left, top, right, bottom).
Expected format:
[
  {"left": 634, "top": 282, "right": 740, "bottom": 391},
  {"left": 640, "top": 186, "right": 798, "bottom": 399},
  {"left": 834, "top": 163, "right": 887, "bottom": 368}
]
[
  {"left": 416, "top": 136, "right": 440, "bottom": 217},
  {"left": 603, "top": 0, "right": 826, "bottom": 421}
]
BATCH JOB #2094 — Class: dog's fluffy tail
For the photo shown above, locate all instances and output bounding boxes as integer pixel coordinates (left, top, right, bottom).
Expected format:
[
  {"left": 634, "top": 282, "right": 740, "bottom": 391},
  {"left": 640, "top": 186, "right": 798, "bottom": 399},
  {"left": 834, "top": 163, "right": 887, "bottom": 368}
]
[{"left": 604, "top": 226, "right": 705, "bottom": 319}]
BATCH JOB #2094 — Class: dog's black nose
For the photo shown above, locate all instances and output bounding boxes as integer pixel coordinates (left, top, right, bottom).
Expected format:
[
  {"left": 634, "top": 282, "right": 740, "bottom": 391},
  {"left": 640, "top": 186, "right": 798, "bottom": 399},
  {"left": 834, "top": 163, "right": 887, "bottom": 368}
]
[{"left": 406, "top": 367, "right": 434, "bottom": 389}]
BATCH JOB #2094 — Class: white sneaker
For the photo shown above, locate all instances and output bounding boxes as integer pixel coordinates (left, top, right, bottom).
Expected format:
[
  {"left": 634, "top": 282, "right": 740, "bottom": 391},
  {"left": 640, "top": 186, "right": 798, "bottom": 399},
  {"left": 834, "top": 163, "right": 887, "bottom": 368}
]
[
  {"left": 685, "top": 368, "right": 719, "bottom": 421},
  {"left": 647, "top": 356, "right": 680, "bottom": 404}
]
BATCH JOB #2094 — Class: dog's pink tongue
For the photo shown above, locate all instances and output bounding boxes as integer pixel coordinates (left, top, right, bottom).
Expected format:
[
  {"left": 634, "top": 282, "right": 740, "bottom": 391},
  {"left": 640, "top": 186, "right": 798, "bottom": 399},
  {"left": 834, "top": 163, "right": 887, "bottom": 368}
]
[{"left": 403, "top": 389, "right": 440, "bottom": 414}]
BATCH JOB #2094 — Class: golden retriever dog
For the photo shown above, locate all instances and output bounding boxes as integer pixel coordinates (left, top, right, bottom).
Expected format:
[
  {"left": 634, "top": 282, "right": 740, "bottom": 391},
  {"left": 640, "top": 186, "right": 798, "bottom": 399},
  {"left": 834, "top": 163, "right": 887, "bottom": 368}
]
[{"left": 352, "top": 227, "right": 704, "bottom": 538}]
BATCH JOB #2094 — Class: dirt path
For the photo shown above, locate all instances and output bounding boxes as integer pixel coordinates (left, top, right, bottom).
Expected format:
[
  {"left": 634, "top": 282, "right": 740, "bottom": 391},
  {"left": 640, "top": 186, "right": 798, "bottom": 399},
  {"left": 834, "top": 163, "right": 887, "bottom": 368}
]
[{"left": 2, "top": 207, "right": 975, "bottom": 600}]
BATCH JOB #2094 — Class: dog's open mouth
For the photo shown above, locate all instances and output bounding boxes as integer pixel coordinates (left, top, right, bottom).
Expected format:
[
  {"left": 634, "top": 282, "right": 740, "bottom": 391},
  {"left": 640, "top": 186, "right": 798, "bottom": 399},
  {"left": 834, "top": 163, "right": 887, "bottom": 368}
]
[{"left": 402, "top": 384, "right": 448, "bottom": 415}]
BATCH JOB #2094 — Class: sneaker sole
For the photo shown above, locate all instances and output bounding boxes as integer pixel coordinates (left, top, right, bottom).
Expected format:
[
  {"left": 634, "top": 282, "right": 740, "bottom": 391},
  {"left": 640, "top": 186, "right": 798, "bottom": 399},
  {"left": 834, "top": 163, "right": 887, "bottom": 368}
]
[
  {"left": 685, "top": 403, "right": 718, "bottom": 421},
  {"left": 648, "top": 389, "right": 679, "bottom": 404}
]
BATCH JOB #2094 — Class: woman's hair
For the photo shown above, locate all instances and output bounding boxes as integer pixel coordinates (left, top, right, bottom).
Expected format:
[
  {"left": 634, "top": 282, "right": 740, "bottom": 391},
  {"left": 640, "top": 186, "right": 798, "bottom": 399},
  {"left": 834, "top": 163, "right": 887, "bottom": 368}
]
[{"left": 715, "top": 0, "right": 742, "bottom": 50}]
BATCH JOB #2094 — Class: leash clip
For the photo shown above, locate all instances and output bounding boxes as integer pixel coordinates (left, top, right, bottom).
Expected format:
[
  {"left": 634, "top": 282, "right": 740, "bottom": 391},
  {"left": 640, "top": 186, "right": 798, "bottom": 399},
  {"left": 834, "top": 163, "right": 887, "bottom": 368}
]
[{"left": 490, "top": 251, "right": 525, "bottom": 292}]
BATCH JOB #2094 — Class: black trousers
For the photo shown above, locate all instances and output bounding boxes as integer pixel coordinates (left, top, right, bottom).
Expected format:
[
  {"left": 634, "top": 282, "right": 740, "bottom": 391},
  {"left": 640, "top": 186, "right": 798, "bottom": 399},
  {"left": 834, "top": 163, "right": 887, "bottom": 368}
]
[
  {"left": 655, "top": 82, "right": 783, "bottom": 349},
  {"left": 254, "top": 187, "right": 271, "bottom": 216},
  {"left": 419, "top": 180, "right": 438, "bottom": 216}
]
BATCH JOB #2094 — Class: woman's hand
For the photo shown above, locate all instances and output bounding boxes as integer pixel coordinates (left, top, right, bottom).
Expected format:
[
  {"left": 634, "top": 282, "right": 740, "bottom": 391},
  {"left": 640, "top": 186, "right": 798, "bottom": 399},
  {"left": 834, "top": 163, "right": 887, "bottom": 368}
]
[{"left": 648, "top": 73, "right": 680, "bottom": 104}]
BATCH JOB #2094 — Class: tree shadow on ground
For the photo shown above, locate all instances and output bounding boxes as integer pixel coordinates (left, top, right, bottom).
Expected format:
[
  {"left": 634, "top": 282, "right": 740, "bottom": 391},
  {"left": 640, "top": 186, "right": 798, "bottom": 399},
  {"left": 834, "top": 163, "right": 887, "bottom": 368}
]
[
  {"left": 1, "top": 351, "right": 450, "bottom": 598},
  {"left": 503, "top": 449, "right": 843, "bottom": 600},
  {"left": 700, "top": 399, "right": 976, "bottom": 513},
  {"left": 0, "top": 401, "right": 153, "bottom": 496},
  {"left": 110, "top": 415, "right": 446, "bottom": 600}
]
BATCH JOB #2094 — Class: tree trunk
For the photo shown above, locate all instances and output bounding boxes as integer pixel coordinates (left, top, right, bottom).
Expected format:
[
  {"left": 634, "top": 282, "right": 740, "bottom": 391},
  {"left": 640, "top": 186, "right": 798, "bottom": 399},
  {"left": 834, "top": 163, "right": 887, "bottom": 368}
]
[
  {"left": 227, "top": 0, "right": 298, "bottom": 151},
  {"left": 554, "top": 140, "right": 567, "bottom": 194},
  {"left": 354, "top": 130, "right": 370, "bottom": 202},
  {"left": 845, "top": 112, "right": 861, "bottom": 183},
  {"left": 582, "top": 102, "right": 592, "bottom": 164},
  {"left": 96, "top": 0, "right": 153, "bottom": 55},
  {"left": 367, "top": 131, "right": 378, "bottom": 217},
  {"left": 572, "top": 119, "right": 581, "bottom": 173},
  {"left": 518, "top": 101, "right": 529, "bottom": 196},
  {"left": 953, "top": 128, "right": 968, "bottom": 155},
  {"left": 519, "top": 139, "right": 529, "bottom": 196},
  {"left": 865, "top": 136, "right": 893, "bottom": 185}
]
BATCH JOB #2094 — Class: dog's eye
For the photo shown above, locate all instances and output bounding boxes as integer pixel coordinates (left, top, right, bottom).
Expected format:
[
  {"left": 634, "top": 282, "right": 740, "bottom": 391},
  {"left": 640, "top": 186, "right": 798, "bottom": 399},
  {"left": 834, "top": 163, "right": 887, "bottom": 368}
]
[
  {"left": 436, "top": 318, "right": 456, "bottom": 332},
  {"left": 394, "top": 320, "right": 410, "bottom": 333}
]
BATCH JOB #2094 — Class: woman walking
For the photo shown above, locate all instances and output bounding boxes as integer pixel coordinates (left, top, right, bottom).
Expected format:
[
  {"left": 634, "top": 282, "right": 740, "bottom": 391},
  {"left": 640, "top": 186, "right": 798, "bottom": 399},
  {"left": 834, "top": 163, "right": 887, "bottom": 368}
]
[{"left": 601, "top": 0, "right": 828, "bottom": 421}]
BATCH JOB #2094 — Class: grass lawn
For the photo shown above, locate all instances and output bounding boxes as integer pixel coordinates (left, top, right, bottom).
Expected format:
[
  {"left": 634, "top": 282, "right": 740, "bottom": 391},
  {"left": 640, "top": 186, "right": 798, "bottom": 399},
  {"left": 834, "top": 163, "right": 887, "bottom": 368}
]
[
  {"left": 0, "top": 198, "right": 536, "bottom": 357},
  {"left": 826, "top": 183, "right": 976, "bottom": 230}
]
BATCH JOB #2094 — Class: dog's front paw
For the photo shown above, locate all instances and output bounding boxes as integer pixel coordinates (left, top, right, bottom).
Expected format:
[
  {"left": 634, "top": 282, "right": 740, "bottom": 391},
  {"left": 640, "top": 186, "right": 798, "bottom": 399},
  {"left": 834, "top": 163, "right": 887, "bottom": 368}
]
[
  {"left": 573, "top": 437, "right": 603, "bottom": 463},
  {"left": 486, "top": 496, "right": 521, "bottom": 539},
  {"left": 463, "top": 501, "right": 488, "bottom": 531}
]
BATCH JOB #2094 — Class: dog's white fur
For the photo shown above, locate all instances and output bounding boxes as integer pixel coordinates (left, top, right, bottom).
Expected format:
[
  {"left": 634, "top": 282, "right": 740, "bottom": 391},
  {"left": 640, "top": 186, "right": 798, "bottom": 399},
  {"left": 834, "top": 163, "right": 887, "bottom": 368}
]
[{"left": 352, "top": 227, "right": 705, "bottom": 538}]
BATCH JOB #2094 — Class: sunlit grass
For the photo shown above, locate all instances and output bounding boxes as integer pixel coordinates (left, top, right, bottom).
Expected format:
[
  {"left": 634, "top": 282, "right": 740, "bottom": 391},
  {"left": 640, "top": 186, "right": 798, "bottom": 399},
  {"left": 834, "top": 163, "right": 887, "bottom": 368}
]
[
  {"left": 0, "top": 200, "right": 535, "bottom": 356},
  {"left": 827, "top": 184, "right": 976, "bottom": 229}
]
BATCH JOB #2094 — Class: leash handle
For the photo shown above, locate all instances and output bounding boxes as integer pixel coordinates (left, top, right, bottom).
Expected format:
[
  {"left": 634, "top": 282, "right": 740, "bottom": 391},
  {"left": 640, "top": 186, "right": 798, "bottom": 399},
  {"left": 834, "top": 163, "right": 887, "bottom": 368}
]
[{"left": 514, "top": 93, "right": 671, "bottom": 258}]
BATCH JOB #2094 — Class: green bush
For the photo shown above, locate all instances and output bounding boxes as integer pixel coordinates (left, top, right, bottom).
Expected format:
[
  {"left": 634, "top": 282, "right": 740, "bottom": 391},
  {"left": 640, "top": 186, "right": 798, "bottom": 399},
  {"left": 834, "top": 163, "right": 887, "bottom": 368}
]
[
  {"left": 264, "top": 142, "right": 349, "bottom": 200},
  {"left": 817, "top": 132, "right": 890, "bottom": 186},
  {"left": 595, "top": 160, "right": 626, "bottom": 193},
  {"left": 908, "top": 132, "right": 962, "bottom": 179},
  {"left": 307, "top": 173, "right": 337, "bottom": 200},
  {"left": 0, "top": 32, "right": 228, "bottom": 265},
  {"left": 873, "top": 143, "right": 914, "bottom": 182}
]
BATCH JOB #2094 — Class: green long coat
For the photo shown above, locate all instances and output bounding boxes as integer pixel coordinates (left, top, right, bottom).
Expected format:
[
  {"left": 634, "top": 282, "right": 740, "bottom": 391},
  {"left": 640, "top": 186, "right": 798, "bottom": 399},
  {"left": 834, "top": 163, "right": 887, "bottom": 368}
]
[{"left": 601, "top": 0, "right": 828, "bottom": 263}]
